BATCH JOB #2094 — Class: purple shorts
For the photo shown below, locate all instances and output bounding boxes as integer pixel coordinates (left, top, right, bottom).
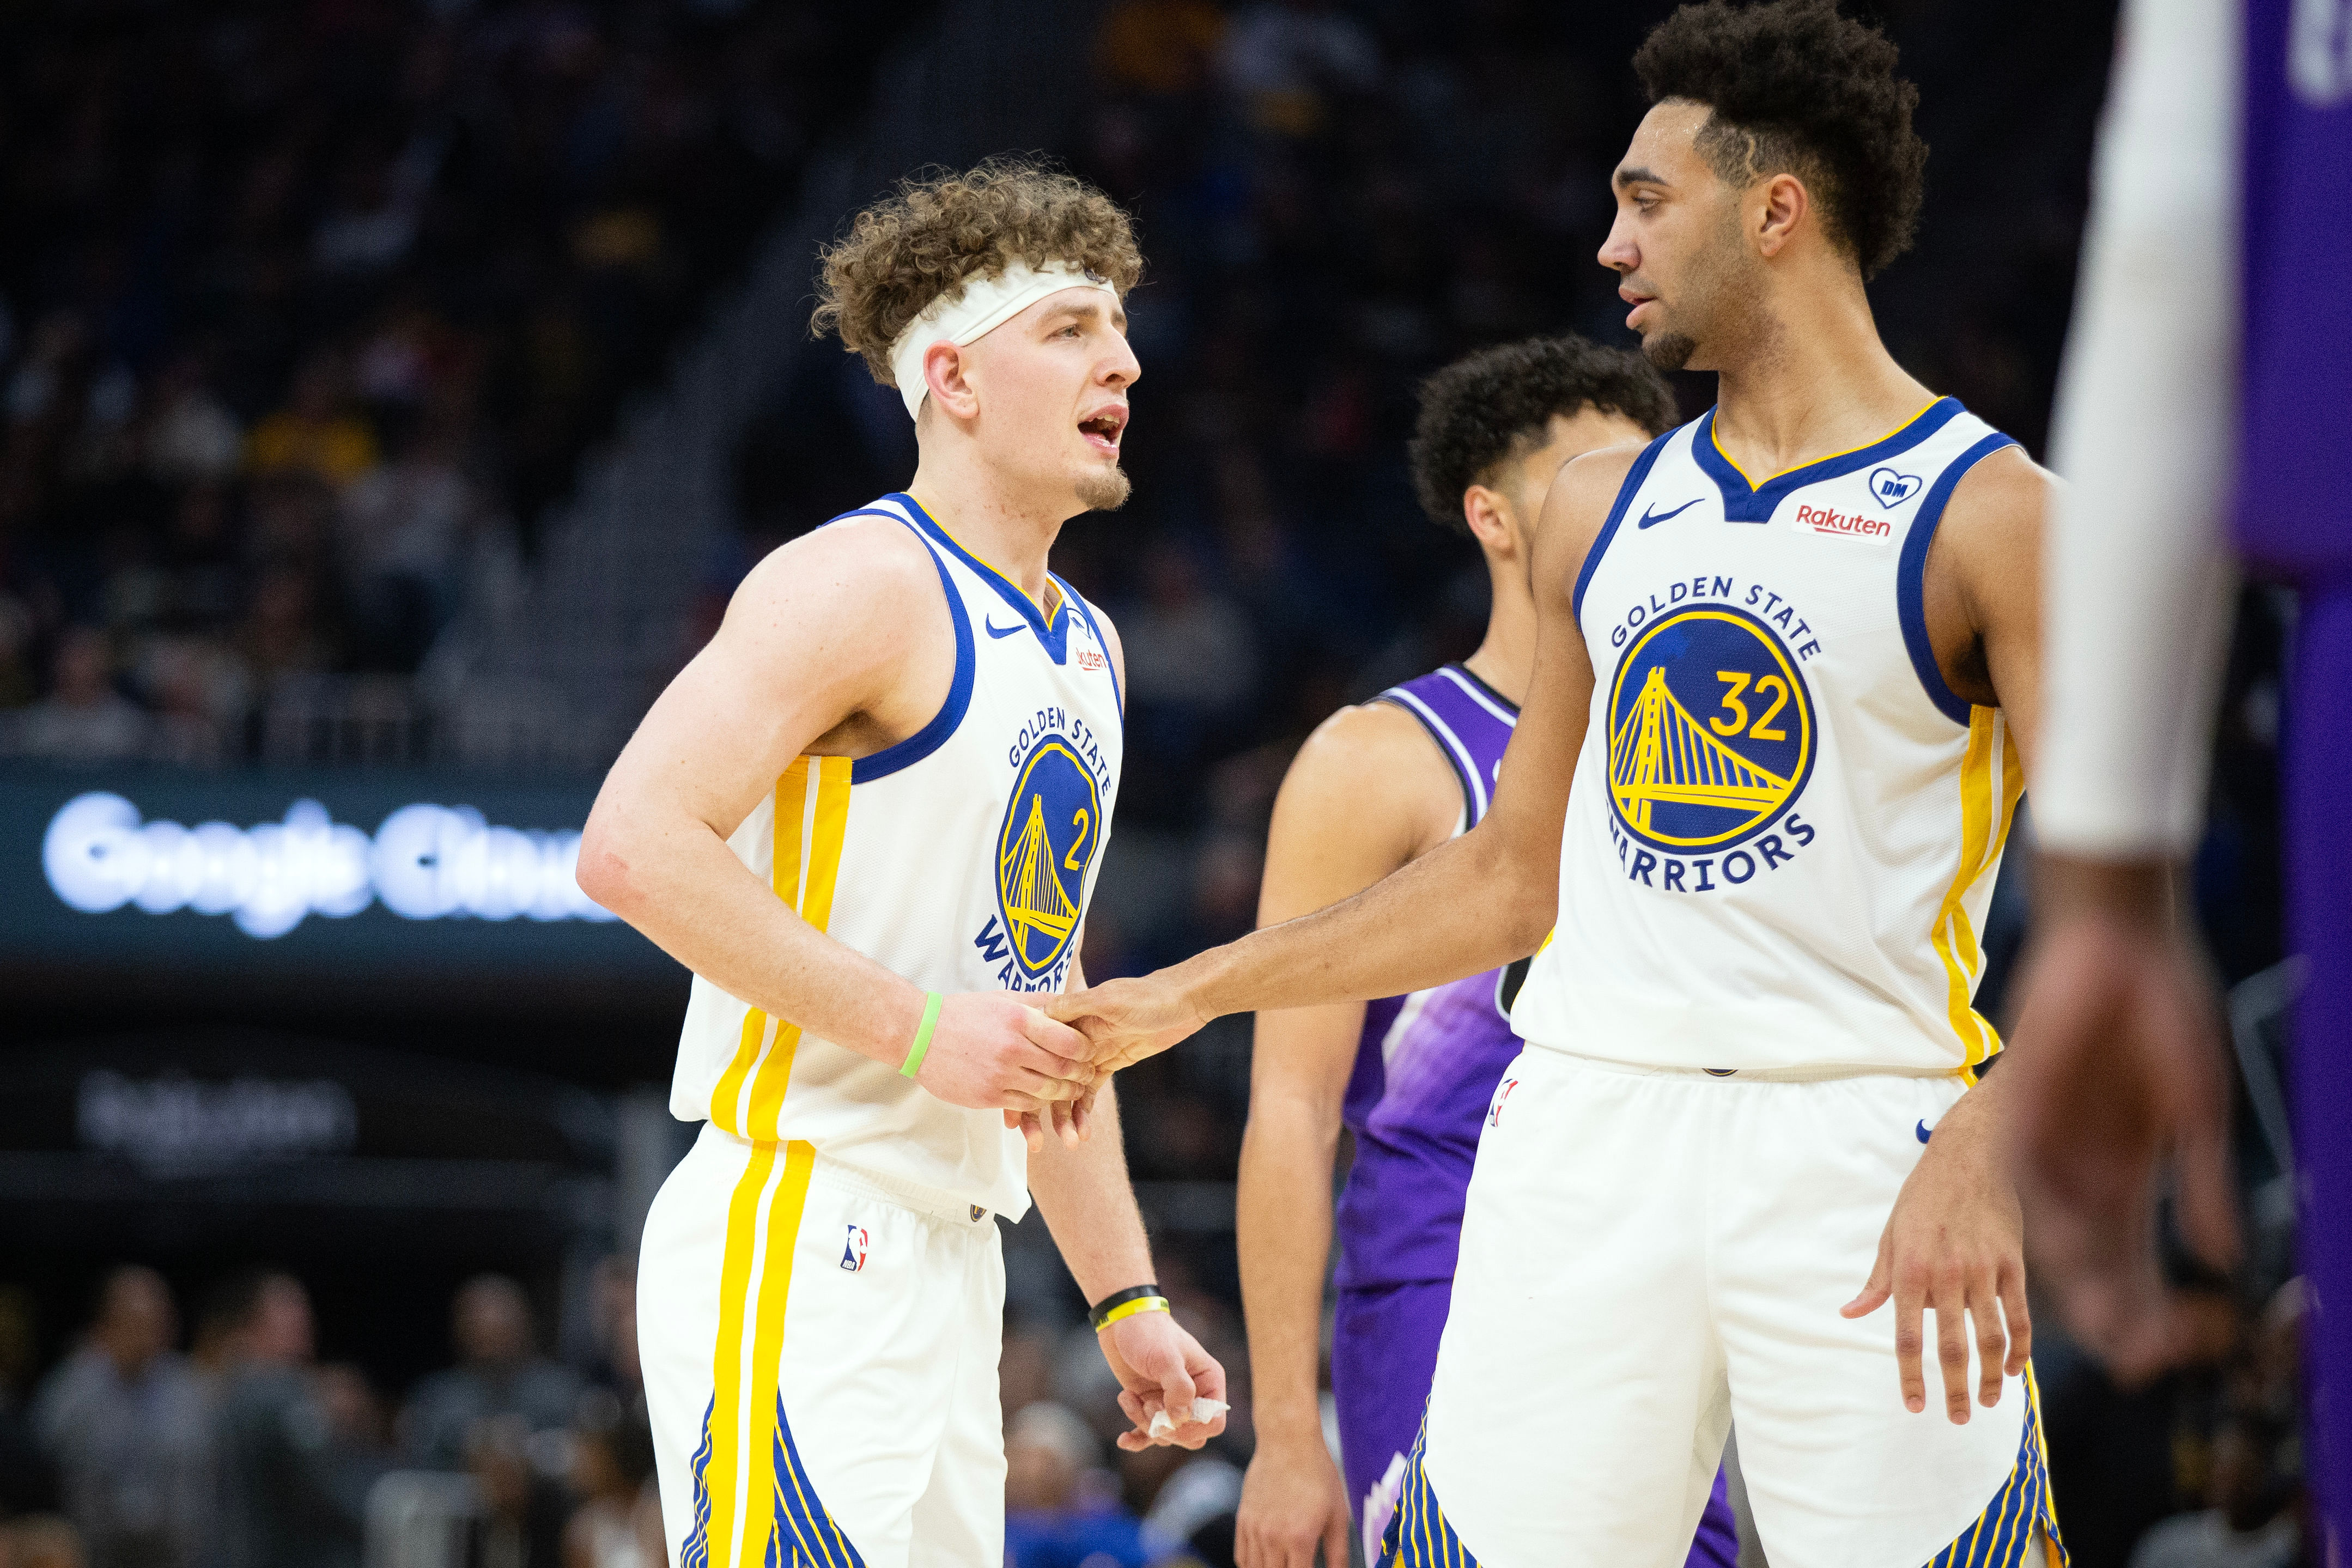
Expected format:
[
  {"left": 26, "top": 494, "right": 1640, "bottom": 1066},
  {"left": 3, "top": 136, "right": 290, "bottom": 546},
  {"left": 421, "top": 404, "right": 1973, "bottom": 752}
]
[
  {"left": 1333, "top": 1280, "right": 1739, "bottom": 1567},
  {"left": 2289, "top": 585, "right": 2350, "bottom": 1555}
]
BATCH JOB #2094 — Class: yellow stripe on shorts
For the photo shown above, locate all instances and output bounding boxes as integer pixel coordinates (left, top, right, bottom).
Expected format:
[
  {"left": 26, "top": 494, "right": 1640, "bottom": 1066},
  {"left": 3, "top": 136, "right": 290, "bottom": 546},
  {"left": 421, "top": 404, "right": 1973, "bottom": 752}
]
[{"left": 686, "top": 1137, "right": 824, "bottom": 1567}]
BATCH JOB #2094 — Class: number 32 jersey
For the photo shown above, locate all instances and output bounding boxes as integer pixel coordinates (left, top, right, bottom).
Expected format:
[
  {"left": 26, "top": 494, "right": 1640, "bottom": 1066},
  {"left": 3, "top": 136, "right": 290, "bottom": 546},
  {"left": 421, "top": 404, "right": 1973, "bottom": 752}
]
[{"left": 1510, "top": 399, "right": 2024, "bottom": 1075}]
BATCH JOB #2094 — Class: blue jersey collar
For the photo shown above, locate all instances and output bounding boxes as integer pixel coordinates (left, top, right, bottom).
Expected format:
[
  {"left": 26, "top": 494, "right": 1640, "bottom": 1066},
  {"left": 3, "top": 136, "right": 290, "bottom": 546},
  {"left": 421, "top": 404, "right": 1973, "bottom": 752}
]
[{"left": 1695, "top": 398, "right": 1964, "bottom": 523}]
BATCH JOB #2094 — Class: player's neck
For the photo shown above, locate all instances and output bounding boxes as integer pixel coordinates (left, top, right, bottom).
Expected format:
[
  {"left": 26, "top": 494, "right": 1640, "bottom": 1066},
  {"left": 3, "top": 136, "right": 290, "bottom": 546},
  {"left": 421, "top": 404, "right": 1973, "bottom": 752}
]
[
  {"left": 1707, "top": 277, "right": 1935, "bottom": 479},
  {"left": 905, "top": 450, "right": 1068, "bottom": 607},
  {"left": 1461, "top": 555, "right": 1536, "bottom": 707}
]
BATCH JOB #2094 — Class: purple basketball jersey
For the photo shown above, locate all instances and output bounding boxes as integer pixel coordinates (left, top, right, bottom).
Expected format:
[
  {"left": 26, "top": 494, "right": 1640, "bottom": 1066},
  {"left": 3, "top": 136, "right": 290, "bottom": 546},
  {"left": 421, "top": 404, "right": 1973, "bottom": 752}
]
[
  {"left": 2236, "top": 0, "right": 2352, "bottom": 574},
  {"left": 2241, "top": 6, "right": 2352, "bottom": 1553},
  {"left": 1332, "top": 664, "right": 1524, "bottom": 1293}
]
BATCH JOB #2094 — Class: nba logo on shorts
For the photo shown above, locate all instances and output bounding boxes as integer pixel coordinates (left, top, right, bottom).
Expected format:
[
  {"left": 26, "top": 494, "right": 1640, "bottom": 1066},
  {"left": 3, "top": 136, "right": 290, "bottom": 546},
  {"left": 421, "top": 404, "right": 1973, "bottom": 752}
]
[
  {"left": 840, "top": 1224, "right": 868, "bottom": 1272},
  {"left": 1489, "top": 1078, "right": 1519, "bottom": 1127}
]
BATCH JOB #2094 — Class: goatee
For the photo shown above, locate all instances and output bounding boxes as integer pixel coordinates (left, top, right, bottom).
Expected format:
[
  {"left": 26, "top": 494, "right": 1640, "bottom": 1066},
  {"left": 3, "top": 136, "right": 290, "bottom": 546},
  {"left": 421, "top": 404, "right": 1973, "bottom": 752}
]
[
  {"left": 1076, "top": 466, "right": 1131, "bottom": 512},
  {"left": 1643, "top": 332, "right": 1697, "bottom": 373}
]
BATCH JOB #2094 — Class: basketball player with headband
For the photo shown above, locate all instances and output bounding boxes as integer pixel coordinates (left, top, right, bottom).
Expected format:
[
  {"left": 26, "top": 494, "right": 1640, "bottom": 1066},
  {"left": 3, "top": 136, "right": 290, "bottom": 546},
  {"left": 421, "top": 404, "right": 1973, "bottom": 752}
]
[{"left": 579, "top": 159, "right": 1226, "bottom": 1568}]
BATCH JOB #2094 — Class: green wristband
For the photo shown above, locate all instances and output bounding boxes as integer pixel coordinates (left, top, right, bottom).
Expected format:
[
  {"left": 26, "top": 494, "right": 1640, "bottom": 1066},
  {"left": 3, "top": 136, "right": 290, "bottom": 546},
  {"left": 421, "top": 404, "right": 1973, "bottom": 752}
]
[{"left": 900, "top": 991, "right": 944, "bottom": 1078}]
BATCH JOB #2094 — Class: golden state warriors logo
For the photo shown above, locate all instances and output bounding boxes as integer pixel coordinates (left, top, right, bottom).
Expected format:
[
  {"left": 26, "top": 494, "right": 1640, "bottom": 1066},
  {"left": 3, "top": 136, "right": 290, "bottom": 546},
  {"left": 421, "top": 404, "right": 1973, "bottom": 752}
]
[
  {"left": 995, "top": 734, "right": 1103, "bottom": 981},
  {"left": 1607, "top": 605, "right": 1815, "bottom": 853}
]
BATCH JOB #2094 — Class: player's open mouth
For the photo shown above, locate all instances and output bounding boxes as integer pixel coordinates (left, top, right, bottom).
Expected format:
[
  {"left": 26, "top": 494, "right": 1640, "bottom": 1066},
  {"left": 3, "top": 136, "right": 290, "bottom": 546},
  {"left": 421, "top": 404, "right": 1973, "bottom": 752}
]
[{"left": 1078, "top": 407, "right": 1126, "bottom": 456}]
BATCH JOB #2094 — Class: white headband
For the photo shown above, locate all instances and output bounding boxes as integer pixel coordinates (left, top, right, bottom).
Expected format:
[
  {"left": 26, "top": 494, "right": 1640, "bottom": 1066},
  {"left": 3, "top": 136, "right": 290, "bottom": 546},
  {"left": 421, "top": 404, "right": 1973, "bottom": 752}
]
[{"left": 886, "top": 260, "right": 1119, "bottom": 422}]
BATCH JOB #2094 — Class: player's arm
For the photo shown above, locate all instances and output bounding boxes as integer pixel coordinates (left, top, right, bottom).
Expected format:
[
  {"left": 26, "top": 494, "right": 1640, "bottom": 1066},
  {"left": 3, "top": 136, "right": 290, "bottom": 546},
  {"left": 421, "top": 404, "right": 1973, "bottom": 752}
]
[
  {"left": 1843, "top": 448, "right": 2053, "bottom": 1421},
  {"left": 2008, "top": 0, "right": 2242, "bottom": 1384},
  {"left": 577, "top": 518, "right": 1090, "bottom": 1123},
  {"left": 1236, "top": 702, "right": 1457, "bottom": 1568},
  {"left": 1027, "top": 954, "right": 1227, "bottom": 1453},
  {"left": 1048, "top": 446, "right": 1635, "bottom": 1068}
]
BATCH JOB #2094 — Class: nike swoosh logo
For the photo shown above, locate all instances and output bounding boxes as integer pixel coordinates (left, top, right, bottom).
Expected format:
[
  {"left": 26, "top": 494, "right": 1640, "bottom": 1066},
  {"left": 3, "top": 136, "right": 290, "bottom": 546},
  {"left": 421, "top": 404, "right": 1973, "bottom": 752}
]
[
  {"left": 984, "top": 619, "right": 1024, "bottom": 639},
  {"left": 1637, "top": 498, "right": 1702, "bottom": 530},
  {"left": 1916, "top": 1120, "right": 1933, "bottom": 1144}
]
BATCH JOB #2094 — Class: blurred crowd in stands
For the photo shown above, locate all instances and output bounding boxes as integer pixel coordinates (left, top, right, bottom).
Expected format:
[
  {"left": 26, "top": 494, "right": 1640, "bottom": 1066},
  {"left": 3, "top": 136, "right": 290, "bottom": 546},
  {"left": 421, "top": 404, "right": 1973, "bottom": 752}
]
[
  {"left": 0, "top": 0, "right": 2311, "bottom": 1566},
  {"left": 0, "top": 0, "right": 921, "bottom": 765},
  {"left": 0, "top": 1255, "right": 1251, "bottom": 1568},
  {"left": 0, "top": 1263, "right": 655, "bottom": 1567}
]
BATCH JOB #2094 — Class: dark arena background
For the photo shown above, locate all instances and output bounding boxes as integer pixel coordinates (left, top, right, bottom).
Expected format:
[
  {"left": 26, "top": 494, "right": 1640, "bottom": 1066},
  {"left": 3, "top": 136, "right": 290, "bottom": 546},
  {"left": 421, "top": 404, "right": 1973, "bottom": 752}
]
[{"left": 0, "top": 2, "right": 2302, "bottom": 1567}]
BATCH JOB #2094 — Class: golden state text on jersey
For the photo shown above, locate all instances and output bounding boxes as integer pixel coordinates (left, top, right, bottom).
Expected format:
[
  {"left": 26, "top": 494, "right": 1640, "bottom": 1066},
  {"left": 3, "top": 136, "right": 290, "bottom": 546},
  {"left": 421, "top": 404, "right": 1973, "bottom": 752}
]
[
  {"left": 976, "top": 706, "right": 1113, "bottom": 992},
  {"left": 1513, "top": 399, "right": 2032, "bottom": 1075}
]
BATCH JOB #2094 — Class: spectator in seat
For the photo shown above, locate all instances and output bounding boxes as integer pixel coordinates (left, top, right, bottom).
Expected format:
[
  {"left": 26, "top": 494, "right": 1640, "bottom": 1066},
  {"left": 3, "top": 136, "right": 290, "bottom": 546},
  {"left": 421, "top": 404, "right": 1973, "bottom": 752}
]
[
  {"left": 1004, "top": 1401, "right": 1186, "bottom": 1568},
  {"left": 401, "top": 1275, "right": 581, "bottom": 1471},
  {"left": 30, "top": 1267, "right": 213, "bottom": 1568},
  {"left": 4, "top": 628, "right": 149, "bottom": 763},
  {"left": 245, "top": 353, "right": 377, "bottom": 489},
  {"left": 563, "top": 1394, "right": 659, "bottom": 1568},
  {"left": 212, "top": 1272, "right": 363, "bottom": 1568}
]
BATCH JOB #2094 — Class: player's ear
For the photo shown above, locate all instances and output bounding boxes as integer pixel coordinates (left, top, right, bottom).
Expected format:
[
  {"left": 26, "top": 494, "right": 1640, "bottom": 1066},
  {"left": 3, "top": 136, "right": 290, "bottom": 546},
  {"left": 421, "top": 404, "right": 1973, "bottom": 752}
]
[
  {"left": 1755, "top": 172, "right": 1808, "bottom": 259},
  {"left": 923, "top": 341, "right": 981, "bottom": 422},
  {"left": 1462, "top": 483, "right": 1518, "bottom": 558}
]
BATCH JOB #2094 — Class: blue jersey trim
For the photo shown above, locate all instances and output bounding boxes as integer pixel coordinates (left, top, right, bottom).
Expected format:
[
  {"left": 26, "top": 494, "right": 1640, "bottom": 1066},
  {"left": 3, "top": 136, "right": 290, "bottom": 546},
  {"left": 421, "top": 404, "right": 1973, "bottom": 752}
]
[
  {"left": 890, "top": 491, "right": 1068, "bottom": 662},
  {"left": 1572, "top": 427, "right": 1677, "bottom": 622},
  {"left": 1896, "top": 430, "right": 2019, "bottom": 727},
  {"left": 1062, "top": 581, "right": 1124, "bottom": 725},
  {"left": 852, "top": 519, "right": 976, "bottom": 783},
  {"left": 1696, "top": 397, "right": 1965, "bottom": 522}
]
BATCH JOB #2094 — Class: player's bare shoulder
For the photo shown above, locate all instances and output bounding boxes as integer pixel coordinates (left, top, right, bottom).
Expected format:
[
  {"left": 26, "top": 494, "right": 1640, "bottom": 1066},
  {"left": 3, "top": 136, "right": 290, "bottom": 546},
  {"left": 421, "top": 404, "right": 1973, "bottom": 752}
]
[
  {"left": 1937, "top": 443, "right": 2057, "bottom": 566},
  {"left": 1536, "top": 440, "right": 1654, "bottom": 593},
  {"left": 1925, "top": 445, "right": 2058, "bottom": 624},
  {"left": 1273, "top": 697, "right": 1461, "bottom": 865},
  {"left": 719, "top": 510, "right": 956, "bottom": 751}
]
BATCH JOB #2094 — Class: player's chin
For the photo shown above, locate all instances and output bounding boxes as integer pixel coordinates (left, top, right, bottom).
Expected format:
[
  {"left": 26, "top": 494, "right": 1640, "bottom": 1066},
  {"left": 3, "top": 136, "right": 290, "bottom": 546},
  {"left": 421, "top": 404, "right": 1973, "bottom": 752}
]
[{"left": 1072, "top": 461, "right": 1131, "bottom": 513}]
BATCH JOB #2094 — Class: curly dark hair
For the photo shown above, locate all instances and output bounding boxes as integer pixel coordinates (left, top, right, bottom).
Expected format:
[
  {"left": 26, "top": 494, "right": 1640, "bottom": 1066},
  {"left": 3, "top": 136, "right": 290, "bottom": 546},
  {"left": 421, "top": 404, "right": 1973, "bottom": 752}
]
[
  {"left": 1634, "top": 0, "right": 1927, "bottom": 279},
  {"left": 1408, "top": 336, "right": 1678, "bottom": 533},
  {"left": 812, "top": 156, "right": 1143, "bottom": 386}
]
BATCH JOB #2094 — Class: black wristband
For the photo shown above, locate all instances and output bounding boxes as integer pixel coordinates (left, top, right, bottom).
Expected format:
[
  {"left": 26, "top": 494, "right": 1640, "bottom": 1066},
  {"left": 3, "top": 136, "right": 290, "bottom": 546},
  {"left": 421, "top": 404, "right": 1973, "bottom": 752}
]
[{"left": 1089, "top": 1283, "right": 1164, "bottom": 1330}]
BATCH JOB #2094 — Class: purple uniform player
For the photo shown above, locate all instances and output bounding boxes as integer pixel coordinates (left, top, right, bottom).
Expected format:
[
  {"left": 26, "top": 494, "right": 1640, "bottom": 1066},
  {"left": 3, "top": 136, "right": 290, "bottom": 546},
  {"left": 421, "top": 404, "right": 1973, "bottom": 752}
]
[
  {"left": 1330, "top": 667, "right": 1735, "bottom": 1564},
  {"left": 2022, "top": 0, "right": 2350, "bottom": 1558},
  {"left": 1231, "top": 338, "right": 1735, "bottom": 1568}
]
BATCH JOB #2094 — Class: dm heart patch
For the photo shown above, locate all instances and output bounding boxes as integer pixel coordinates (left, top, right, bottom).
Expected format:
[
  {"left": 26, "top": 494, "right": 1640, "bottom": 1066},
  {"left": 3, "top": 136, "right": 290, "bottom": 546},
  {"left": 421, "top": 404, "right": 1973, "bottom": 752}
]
[{"left": 1868, "top": 467, "right": 1924, "bottom": 508}]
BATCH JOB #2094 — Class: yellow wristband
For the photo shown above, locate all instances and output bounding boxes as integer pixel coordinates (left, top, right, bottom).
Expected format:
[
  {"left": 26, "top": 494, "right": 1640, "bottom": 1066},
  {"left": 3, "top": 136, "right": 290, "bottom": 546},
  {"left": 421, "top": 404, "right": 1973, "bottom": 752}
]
[{"left": 1095, "top": 1294, "right": 1170, "bottom": 1330}]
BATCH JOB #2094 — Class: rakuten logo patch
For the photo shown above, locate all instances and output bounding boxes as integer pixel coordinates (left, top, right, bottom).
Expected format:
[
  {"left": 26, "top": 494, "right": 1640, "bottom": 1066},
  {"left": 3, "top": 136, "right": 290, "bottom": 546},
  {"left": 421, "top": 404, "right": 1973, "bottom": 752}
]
[{"left": 1792, "top": 503, "right": 1893, "bottom": 543}]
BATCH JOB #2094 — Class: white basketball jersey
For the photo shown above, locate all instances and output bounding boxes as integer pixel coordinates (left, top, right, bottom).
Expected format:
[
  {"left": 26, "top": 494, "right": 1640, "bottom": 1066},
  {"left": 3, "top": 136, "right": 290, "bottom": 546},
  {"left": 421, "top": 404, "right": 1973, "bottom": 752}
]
[
  {"left": 667, "top": 493, "right": 1123, "bottom": 1218},
  {"left": 1510, "top": 398, "right": 2023, "bottom": 1075}
]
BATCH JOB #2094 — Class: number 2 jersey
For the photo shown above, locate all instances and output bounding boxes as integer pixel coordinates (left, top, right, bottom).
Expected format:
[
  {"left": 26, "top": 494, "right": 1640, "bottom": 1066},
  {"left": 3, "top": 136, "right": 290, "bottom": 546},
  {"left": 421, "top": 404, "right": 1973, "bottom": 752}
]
[
  {"left": 666, "top": 493, "right": 1123, "bottom": 1219},
  {"left": 1509, "top": 398, "right": 2023, "bottom": 1075}
]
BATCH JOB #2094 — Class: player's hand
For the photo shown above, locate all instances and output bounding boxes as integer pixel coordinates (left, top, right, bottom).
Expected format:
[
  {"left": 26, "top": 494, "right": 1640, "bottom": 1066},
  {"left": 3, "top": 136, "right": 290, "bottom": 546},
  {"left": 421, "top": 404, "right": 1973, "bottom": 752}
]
[
  {"left": 910, "top": 993, "right": 1091, "bottom": 1136},
  {"left": 1842, "top": 1081, "right": 2030, "bottom": 1424},
  {"left": 1005, "top": 1092, "right": 1093, "bottom": 1153},
  {"left": 1099, "top": 1309, "right": 1227, "bottom": 1452},
  {"left": 1044, "top": 971, "right": 1211, "bottom": 1075},
  {"left": 1237, "top": 1430, "right": 1351, "bottom": 1568},
  {"left": 2003, "top": 862, "right": 2239, "bottom": 1386}
]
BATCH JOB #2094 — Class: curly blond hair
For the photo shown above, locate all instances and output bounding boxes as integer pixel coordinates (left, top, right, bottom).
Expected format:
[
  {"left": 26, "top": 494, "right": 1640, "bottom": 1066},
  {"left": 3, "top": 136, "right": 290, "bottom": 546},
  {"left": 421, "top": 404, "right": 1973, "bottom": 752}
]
[{"left": 812, "top": 157, "right": 1144, "bottom": 386}]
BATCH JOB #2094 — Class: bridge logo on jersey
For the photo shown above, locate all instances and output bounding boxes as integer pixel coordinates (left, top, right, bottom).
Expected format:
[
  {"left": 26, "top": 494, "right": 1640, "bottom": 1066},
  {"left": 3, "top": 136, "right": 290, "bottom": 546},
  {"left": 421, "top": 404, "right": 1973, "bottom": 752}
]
[
  {"left": 1607, "top": 604, "right": 1815, "bottom": 855},
  {"left": 993, "top": 732, "right": 1103, "bottom": 982}
]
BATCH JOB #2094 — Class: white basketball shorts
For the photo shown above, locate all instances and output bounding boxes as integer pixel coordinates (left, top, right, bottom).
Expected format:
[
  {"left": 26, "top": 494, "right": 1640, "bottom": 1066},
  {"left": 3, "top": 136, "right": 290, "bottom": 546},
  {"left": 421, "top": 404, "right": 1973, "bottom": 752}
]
[
  {"left": 639, "top": 1123, "right": 1007, "bottom": 1568},
  {"left": 1388, "top": 1048, "right": 2062, "bottom": 1568}
]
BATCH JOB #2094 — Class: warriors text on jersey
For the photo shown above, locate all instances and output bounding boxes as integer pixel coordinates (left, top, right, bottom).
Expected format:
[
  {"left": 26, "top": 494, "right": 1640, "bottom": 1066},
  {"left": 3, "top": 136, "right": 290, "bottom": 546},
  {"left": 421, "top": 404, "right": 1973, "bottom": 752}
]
[
  {"left": 1511, "top": 399, "right": 2020, "bottom": 1074},
  {"left": 665, "top": 491, "right": 1125, "bottom": 1219}
]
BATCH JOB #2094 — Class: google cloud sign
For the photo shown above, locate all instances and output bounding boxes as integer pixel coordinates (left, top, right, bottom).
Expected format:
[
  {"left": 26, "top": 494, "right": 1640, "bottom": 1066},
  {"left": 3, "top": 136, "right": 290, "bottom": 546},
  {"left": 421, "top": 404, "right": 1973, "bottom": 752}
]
[{"left": 42, "top": 792, "right": 619, "bottom": 940}]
